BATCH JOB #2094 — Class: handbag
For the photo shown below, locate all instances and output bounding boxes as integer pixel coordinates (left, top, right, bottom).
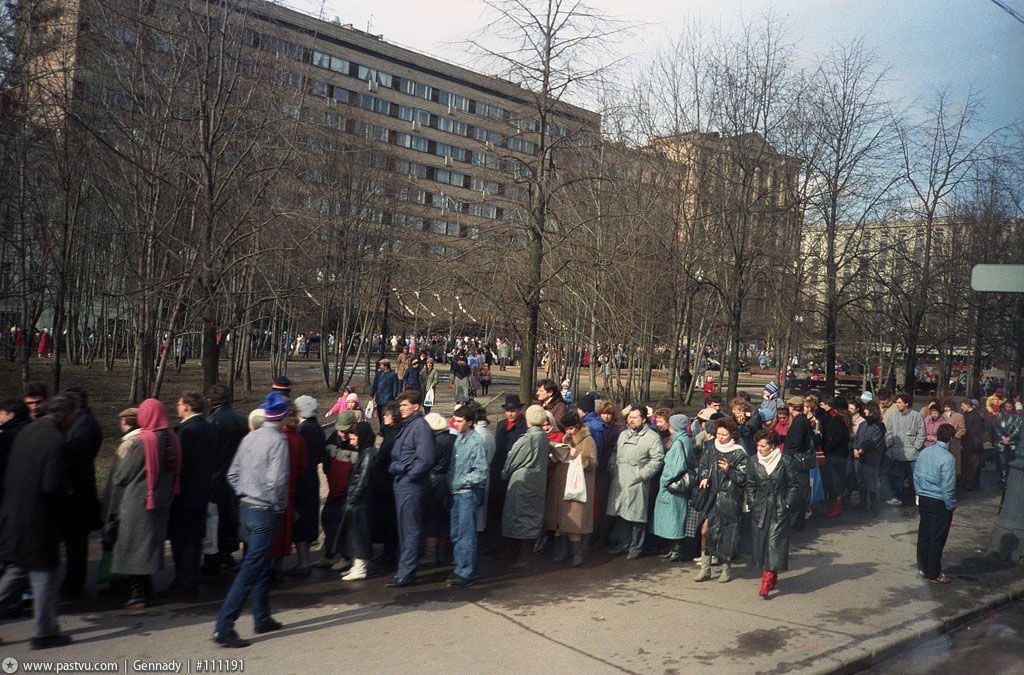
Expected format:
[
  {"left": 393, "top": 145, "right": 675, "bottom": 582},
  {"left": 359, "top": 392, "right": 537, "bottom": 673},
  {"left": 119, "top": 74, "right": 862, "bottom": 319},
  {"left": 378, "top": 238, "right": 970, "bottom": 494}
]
[
  {"left": 563, "top": 456, "right": 587, "bottom": 502},
  {"left": 665, "top": 469, "right": 696, "bottom": 496},
  {"left": 689, "top": 485, "right": 711, "bottom": 513}
]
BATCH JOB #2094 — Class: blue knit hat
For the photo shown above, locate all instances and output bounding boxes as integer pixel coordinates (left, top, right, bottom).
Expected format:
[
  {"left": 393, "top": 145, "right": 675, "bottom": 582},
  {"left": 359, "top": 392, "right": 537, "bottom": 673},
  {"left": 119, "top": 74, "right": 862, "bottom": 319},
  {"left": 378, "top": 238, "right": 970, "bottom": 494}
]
[
  {"left": 764, "top": 381, "right": 780, "bottom": 396},
  {"left": 261, "top": 392, "right": 289, "bottom": 421}
]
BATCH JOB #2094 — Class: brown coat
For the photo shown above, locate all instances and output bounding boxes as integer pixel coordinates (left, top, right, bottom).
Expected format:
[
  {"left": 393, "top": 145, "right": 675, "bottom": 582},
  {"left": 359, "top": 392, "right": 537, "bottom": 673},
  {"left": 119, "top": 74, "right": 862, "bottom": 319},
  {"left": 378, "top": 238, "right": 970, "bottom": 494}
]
[
  {"left": 943, "top": 411, "right": 966, "bottom": 476},
  {"left": 543, "top": 427, "right": 596, "bottom": 535}
]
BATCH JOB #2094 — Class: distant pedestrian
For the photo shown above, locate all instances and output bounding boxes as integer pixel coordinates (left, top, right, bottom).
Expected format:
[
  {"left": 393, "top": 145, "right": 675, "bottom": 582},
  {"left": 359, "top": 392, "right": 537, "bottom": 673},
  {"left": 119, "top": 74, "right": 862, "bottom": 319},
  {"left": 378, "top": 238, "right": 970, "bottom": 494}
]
[
  {"left": 913, "top": 424, "right": 957, "bottom": 584},
  {"left": 370, "top": 360, "right": 401, "bottom": 426}
]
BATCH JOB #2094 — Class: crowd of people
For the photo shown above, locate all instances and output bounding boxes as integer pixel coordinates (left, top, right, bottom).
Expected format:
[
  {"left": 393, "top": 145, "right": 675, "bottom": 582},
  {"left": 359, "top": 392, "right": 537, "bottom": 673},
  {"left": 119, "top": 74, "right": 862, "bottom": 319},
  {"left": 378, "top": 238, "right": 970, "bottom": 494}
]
[{"left": 0, "top": 364, "right": 1021, "bottom": 650}]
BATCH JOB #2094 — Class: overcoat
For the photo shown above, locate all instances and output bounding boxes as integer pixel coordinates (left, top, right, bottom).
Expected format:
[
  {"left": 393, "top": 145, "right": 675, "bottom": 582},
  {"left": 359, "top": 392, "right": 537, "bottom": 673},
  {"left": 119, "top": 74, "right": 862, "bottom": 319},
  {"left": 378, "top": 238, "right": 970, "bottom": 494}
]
[
  {"left": 543, "top": 426, "right": 596, "bottom": 535},
  {"left": 111, "top": 431, "right": 175, "bottom": 575},
  {"left": 746, "top": 453, "right": 800, "bottom": 571},
  {"left": 606, "top": 425, "right": 664, "bottom": 523},
  {"left": 697, "top": 441, "right": 747, "bottom": 562},
  {"left": 0, "top": 416, "right": 69, "bottom": 570},
  {"left": 501, "top": 426, "right": 548, "bottom": 539},
  {"left": 167, "top": 414, "right": 217, "bottom": 542},
  {"left": 651, "top": 430, "right": 692, "bottom": 540}
]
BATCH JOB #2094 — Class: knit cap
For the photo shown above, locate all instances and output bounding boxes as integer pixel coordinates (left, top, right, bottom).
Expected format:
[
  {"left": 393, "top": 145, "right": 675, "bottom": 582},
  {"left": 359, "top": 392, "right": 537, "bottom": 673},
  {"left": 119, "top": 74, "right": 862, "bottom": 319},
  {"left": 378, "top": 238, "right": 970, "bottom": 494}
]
[
  {"left": 261, "top": 392, "right": 289, "bottom": 421},
  {"left": 763, "top": 381, "right": 780, "bottom": 397}
]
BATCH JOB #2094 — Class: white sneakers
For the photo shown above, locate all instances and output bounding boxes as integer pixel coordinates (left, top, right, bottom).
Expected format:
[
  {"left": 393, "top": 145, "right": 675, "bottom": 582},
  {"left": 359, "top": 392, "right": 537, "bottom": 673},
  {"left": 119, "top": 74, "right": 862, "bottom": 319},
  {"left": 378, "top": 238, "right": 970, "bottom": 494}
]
[{"left": 342, "top": 559, "right": 367, "bottom": 581}]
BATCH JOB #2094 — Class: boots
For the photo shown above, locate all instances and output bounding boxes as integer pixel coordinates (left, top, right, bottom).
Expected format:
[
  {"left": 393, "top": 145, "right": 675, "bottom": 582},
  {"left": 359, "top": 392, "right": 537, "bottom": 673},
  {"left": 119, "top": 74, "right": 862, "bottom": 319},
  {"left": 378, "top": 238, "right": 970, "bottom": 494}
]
[
  {"left": 768, "top": 571, "right": 778, "bottom": 592},
  {"left": 125, "top": 576, "right": 151, "bottom": 609},
  {"left": 419, "top": 547, "right": 438, "bottom": 567},
  {"left": 662, "top": 542, "right": 683, "bottom": 562},
  {"left": 550, "top": 536, "right": 569, "bottom": 562},
  {"left": 341, "top": 559, "right": 367, "bottom": 581},
  {"left": 718, "top": 562, "right": 732, "bottom": 583},
  {"left": 867, "top": 492, "right": 879, "bottom": 511},
  {"left": 694, "top": 554, "right": 712, "bottom": 582},
  {"left": 571, "top": 540, "right": 584, "bottom": 567},
  {"left": 759, "top": 571, "right": 773, "bottom": 598},
  {"left": 826, "top": 497, "right": 843, "bottom": 518},
  {"left": 512, "top": 540, "right": 532, "bottom": 567}
]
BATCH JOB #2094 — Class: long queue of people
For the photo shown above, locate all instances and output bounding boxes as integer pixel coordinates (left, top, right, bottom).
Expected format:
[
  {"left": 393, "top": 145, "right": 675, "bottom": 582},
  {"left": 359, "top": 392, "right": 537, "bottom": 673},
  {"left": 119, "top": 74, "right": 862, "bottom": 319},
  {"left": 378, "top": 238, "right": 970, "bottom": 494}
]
[{"left": 1, "top": 374, "right": 1021, "bottom": 651}]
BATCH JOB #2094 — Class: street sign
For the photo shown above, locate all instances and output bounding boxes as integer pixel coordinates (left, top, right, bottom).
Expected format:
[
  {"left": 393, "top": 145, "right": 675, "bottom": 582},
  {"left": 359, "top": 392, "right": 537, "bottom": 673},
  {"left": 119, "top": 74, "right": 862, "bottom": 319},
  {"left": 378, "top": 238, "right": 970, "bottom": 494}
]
[{"left": 971, "top": 264, "right": 1024, "bottom": 293}]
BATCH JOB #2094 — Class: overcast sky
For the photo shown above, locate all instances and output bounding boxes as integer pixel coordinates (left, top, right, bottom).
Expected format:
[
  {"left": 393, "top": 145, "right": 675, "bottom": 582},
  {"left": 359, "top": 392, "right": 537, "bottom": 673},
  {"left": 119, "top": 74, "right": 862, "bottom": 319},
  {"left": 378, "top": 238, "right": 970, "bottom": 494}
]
[{"left": 287, "top": 0, "right": 1024, "bottom": 132}]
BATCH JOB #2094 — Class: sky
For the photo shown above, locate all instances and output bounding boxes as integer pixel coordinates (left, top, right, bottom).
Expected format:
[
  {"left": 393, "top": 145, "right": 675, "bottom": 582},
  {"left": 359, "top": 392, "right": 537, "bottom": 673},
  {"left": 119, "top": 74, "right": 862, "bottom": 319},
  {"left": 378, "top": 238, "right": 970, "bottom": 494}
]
[{"left": 285, "top": 0, "right": 1024, "bottom": 132}]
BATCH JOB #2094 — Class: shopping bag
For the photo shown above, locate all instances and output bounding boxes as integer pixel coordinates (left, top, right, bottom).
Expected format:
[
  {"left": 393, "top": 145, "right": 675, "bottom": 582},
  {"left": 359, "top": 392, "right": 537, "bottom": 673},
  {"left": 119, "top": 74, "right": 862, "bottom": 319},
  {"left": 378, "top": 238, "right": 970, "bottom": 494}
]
[
  {"left": 364, "top": 399, "right": 376, "bottom": 421},
  {"left": 202, "top": 502, "right": 219, "bottom": 555},
  {"left": 423, "top": 388, "right": 435, "bottom": 408},
  {"left": 563, "top": 456, "right": 587, "bottom": 502},
  {"left": 809, "top": 465, "right": 826, "bottom": 504}
]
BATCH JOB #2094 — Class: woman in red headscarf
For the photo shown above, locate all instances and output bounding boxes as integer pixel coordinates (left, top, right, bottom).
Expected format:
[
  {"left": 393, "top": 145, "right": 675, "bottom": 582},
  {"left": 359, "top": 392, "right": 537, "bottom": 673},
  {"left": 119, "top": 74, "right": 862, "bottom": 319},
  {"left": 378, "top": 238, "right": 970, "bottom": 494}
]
[{"left": 110, "top": 398, "right": 181, "bottom": 609}]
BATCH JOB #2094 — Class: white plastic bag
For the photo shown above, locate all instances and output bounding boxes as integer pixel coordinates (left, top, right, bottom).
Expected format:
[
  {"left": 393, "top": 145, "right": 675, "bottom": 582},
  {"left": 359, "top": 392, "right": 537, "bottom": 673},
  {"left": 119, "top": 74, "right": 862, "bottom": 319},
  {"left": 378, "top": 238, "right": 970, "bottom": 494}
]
[
  {"left": 364, "top": 399, "right": 376, "bottom": 421},
  {"left": 202, "top": 502, "right": 219, "bottom": 555},
  {"left": 563, "top": 455, "right": 587, "bottom": 503},
  {"left": 423, "top": 388, "right": 435, "bottom": 408}
]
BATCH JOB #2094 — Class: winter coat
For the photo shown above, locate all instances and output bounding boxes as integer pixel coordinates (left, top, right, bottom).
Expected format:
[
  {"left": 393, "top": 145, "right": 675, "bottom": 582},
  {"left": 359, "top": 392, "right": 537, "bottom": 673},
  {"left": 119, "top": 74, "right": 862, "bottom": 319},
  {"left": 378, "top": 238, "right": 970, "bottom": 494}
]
[
  {"left": 295, "top": 417, "right": 327, "bottom": 543},
  {"left": 821, "top": 410, "right": 850, "bottom": 458},
  {"left": 697, "top": 441, "right": 748, "bottom": 562},
  {"left": 651, "top": 430, "right": 691, "bottom": 540},
  {"left": 885, "top": 408, "right": 926, "bottom": 462},
  {"left": 63, "top": 407, "right": 104, "bottom": 532},
  {"left": 423, "top": 367, "right": 439, "bottom": 397},
  {"left": 337, "top": 442, "right": 376, "bottom": 560},
  {"left": 207, "top": 404, "right": 248, "bottom": 502},
  {"left": 962, "top": 409, "right": 986, "bottom": 457},
  {"left": 371, "top": 369, "right": 401, "bottom": 405},
  {"left": 0, "top": 416, "right": 69, "bottom": 570},
  {"left": 783, "top": 413, "right": 814, "bottom": 469},
  {"left": 606, "top": 425, "right": 664, "bottom": 523},
  {"left": 111, "top": 430, "right": 175, "bottom": 575},
  {"left": 403, "top": 365, "right": 422, "bottom": 391},
  {"left": 543, "top": 426, "right": 596, "bottom": 535},
  {"left": 733, "top": 414, "right": 761, "bottom": 455},
  {"left": 388, "top": 412, "right": 436, "bottom": 482},
  {"left": 746, "top": 453, "right": 800, "bottom": 571},
  {"left": 167, "top": 415, "right": 217, "bottom": 541},
  {"left": 370, "top": 424, "right": 399, "bottom": 546},
  {"left": 854, "top": 418, "right": 886, "bottom": 468},
  {"left": 425, "top": 428, "right": 456, "bottom": 537},
  {"left": 0, "top": 414, "right": 30, "bottom": 505},
  {"left": 943, "top": 410, "right": 966, "bottom": 475},
  {"left": 501, "top": 426, "right": 548, "bottom": 539},
  {"left": 488, "top": 416, "right": 526, "bottom": 530},
  {"left": 997, "top": 413, "right": 1023, "bottom": 452}
]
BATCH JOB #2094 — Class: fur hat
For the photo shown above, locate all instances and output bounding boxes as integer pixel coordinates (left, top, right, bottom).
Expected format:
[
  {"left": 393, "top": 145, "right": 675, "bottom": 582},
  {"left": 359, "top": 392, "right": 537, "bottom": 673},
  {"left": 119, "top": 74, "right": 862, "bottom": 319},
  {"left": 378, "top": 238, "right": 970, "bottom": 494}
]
[
  {"left": 424, "top": 412, "right": 449, "bottom": 432},
  {"left": 295, "top": 395, "right": 319, "bottom": 419},
  {"left": 525, "top": 404, "right": 547, "bottom": 427}
]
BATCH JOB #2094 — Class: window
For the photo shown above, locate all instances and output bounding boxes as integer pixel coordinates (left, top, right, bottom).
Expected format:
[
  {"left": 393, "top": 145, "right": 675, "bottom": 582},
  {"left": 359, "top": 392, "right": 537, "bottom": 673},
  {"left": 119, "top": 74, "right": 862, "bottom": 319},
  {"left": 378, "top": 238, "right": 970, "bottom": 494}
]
[
  {"left": 396, "top": 186, "right": 426, "bottom": 204},
  {"left": 468, "top": 204, "right": 497, "bottom": 219},
  {"left": 473, "top": 128, "right": 502, "bottom": 146},
  {"left": 431, "top": 219, "right": 459, "bottom": 236},
  {"left": 439, "top": 91, "right": 469, "bottom": 111},
  {"left": 329, "top": 56, "right": 349, "bottom": 74},
  {"left": 397, "top": 133, "right": 428, "bottom": 152},
  {"left": 401, "top": 78, "right": 432, "bottom": 100},
  {"left": 416, "top": 110, "right": 431, "bottom": 126},
  {"left": 358, "top": 94, "right": 374, "bottom": 111},
  {"left": 374, "top": 97, "right": 390, "bottom": 115},
  {"left": 358, "top": 65, "right": 393, "bottom": 88},
  {"left": 398, "top": 105, "right": 415, "bottom": 122},
  {"left": 507, "top": 136, "right": 535, "bottom": 154},
  {"left": 363, "top": 124, "right": 390, "bottom": 143},
  {"left": 310, "top": 80, "right": 328, "bottom": 97},
  {"left": 396, "top": 160, "right": 428, "bottom": 179},
  {"left": 312, "top": 50, "right": 331, "bottom": 69},
  {"left": 476, "top": 101, "right": 505, "bottom": 121},
  {"left": 436, "top": 143, "right": 467, "bottom": 161},
  {"left": 333, "top": 87, "right": 349, "bottom": 103},
  {"left": 472, "top": 177, "right": 499, "bottom": 195},
  {"left": 436, "top": 115, "right": 467, "bottom": 136}
]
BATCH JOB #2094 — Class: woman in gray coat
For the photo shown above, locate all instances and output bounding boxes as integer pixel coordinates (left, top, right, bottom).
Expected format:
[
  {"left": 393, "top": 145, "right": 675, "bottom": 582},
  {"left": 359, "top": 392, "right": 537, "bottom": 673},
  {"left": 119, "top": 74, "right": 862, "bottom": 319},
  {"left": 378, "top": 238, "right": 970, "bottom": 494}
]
[
  {"left": 110, "top": 399, "right": 180, "bottom": 608},
  {"left": 501, "top": 405, "right": 549, "bottom": 565},
  {"left": 606, "top": 405, "right": 665, "bottom": 559},
  {"left": 746, "top": 430, "right": 800, "bottom": 598}
]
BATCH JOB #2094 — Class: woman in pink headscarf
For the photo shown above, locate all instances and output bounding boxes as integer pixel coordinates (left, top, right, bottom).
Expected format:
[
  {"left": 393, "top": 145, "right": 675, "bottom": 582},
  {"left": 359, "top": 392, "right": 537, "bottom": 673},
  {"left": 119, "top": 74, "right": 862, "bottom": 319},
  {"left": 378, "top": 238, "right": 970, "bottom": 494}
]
[{"left": 110, "top": 398, "right": 181, "bottom": 609}]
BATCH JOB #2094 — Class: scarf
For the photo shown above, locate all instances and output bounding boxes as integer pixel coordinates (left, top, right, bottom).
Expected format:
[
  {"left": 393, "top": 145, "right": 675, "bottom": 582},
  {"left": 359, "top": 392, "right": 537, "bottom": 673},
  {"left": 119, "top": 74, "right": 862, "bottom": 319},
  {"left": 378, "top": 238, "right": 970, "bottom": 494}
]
[
  {"left": 758, "top": 446, "right": 782, "bottom": 475},
  {"left": 138, "top": 398, "right": 182, "bottom": 510},
  {"left": 714, "top": 439, "right": 744, "bottom": 454}
]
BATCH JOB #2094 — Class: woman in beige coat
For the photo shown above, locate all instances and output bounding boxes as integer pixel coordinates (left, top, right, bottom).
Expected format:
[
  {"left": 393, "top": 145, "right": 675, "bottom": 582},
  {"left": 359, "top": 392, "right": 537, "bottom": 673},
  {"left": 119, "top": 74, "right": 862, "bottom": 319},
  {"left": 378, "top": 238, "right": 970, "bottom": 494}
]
[{"left": 544, "top": 412, "right": 597, "bottom": 566}]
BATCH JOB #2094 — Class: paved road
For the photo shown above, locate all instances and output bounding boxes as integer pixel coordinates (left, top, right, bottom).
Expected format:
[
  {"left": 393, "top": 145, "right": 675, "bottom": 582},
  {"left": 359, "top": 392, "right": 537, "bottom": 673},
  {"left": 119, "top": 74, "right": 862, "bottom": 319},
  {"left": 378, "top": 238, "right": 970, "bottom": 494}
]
[{"left": 1, "top": 477, "right": 1022, "bottom": 674}]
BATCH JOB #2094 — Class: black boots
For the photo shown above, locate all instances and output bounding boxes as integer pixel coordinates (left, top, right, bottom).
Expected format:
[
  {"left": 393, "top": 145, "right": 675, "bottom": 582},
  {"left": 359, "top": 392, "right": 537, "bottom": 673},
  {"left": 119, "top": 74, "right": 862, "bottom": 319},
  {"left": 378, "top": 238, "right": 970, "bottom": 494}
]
[{"left": 570, "top": 540, "right": 584, "bottom": 567}]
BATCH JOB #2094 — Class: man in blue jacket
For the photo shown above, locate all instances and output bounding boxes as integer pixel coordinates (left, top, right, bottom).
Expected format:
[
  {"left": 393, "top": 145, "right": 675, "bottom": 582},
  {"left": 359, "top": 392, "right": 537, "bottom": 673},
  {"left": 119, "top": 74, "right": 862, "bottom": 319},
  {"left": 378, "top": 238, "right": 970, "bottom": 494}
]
[
  {"left": 387, "top": 390, "right": 436, "bottom": 587},
  {"left": 371, "top": 359, "right": 401, "bottom": 426},
  {"left": 913, "top": 423, "right": 956, "bottom": 584},
  {"left": 448, "top": 405, "right": 489, "bottom": 587}
]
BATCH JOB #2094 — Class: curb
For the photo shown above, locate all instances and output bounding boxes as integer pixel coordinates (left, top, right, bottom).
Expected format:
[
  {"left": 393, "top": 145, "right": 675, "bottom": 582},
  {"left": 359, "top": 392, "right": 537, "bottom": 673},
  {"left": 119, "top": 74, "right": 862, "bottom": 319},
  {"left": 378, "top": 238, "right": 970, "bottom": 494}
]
[{"left": 825, "top": 582, "right": 1024, "bottom": 673}]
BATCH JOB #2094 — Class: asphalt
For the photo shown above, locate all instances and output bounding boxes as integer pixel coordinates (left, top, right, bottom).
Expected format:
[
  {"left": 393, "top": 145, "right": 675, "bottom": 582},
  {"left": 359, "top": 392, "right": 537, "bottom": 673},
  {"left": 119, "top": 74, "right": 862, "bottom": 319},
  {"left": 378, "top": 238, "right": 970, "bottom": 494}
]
[{"left": 1, "top": 478, "right": 1021, "bottom": 674}]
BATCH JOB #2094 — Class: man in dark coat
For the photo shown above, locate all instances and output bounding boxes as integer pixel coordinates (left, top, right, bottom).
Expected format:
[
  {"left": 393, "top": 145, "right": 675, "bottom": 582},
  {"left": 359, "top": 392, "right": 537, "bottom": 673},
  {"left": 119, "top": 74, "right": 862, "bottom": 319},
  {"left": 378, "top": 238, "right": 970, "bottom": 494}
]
[
  {"left": 59, "top": 387, "right": 103, "bottom": 594},
  {"left": 487, "top": 394, "right": 527, "bottom": 545},
  {"left": 782, "top": 396, "right": 814, "bottom": 531},
  {"left": 0, "top": 396, "right": 76, "bottom": 649},
  {"left": 293, "top": 395, "right": 329, "bottom": 575},
  {"left": 205, "top": 384, "right": 247, "bottom": 572},
  {"left": 0, "top": 398, "right": 31, "bottom": 505},
  {"left": 166, "top": 391, "right": 217, "bottom": 596},
  {"left": 387, "top": 390, "right": 436, "bottom": 587},
  {"left": 371, "top": 360, "right": 401, "bottom": 426}
]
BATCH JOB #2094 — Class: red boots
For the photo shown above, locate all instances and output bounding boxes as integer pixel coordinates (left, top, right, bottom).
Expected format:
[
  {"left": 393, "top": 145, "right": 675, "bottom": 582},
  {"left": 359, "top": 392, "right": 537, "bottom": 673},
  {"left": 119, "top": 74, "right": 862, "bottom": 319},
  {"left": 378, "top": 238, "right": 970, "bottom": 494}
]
[
  {"left": 759, "top": 571, "right": 779, "bottom": 599},
  {"left": 826, "top": 497, "right": 843, "bottom": 518}
]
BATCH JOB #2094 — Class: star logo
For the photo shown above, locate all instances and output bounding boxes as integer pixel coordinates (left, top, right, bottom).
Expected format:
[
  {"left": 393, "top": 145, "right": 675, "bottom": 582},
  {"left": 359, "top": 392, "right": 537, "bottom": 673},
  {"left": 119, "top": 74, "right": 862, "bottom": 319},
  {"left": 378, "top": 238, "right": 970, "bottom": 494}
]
[{"left": 1, "top": 657, "right": 19, "bottom": 674}]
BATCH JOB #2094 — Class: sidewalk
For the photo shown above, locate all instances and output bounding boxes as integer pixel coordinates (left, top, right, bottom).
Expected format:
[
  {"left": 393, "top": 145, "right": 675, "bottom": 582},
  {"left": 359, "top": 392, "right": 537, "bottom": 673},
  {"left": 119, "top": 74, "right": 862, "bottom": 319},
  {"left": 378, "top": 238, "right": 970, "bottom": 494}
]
[{"left": 1, "top": 483, "right": 1020, "bottom": 673}]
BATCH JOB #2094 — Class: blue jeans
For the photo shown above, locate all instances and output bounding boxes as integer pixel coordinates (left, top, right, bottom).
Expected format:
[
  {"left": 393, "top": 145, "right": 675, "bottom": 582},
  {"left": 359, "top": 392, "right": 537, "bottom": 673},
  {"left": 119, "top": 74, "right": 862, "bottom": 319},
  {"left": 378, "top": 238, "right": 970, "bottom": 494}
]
[
  {"left": 215, "top": 504, "right": 281, "bottom": 634},
  {"left": 450, "top": 487, "right": 483, "bottom": 579}
]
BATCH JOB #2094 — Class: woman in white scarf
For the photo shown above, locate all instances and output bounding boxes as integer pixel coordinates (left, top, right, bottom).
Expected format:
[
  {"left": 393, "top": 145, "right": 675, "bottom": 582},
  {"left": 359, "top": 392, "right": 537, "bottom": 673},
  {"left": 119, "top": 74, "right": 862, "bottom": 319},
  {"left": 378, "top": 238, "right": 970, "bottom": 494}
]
[
  {"left": 747, "top": 429, "right": 801, "bottom": 598},
  {"left": 694, "top": 418, "right": 748, "bottom": 583}
]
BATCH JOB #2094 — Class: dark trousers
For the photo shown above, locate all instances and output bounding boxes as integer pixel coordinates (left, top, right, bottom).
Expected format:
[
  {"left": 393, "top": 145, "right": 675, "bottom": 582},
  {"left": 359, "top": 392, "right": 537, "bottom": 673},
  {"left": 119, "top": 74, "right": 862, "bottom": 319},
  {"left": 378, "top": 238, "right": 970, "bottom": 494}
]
[
  {"left": 823, "top": 455, "right": 847, "bottom": 500},
  {"left": 215, "top": 504, "right": 281, "bottom": 634},
  {"left": 917, "top": 495, "right": 953, "bottom": 580},
  {"left": 613, "top": 519, "right": 646, "bottom": 555},
  {"left": 0, "top": 565, "right": 60, "bottom": 638},
  {"left": 394, "top": 477, "right": 426, "bottom": 579},
  {"left": 171, "top": 536, "right": 203, "bottom": 591},
  {"left": 61, "top": 527, "right": 89, "bottom": 590},
  {"left": 888, "top": 459, "right": 916, "bottom": 503},
  {"left": 792, "top": 468, "right": 811, "bottom": 530},
  {"left": 320, "top": 496, "right": 346, "bottom": 557}
]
